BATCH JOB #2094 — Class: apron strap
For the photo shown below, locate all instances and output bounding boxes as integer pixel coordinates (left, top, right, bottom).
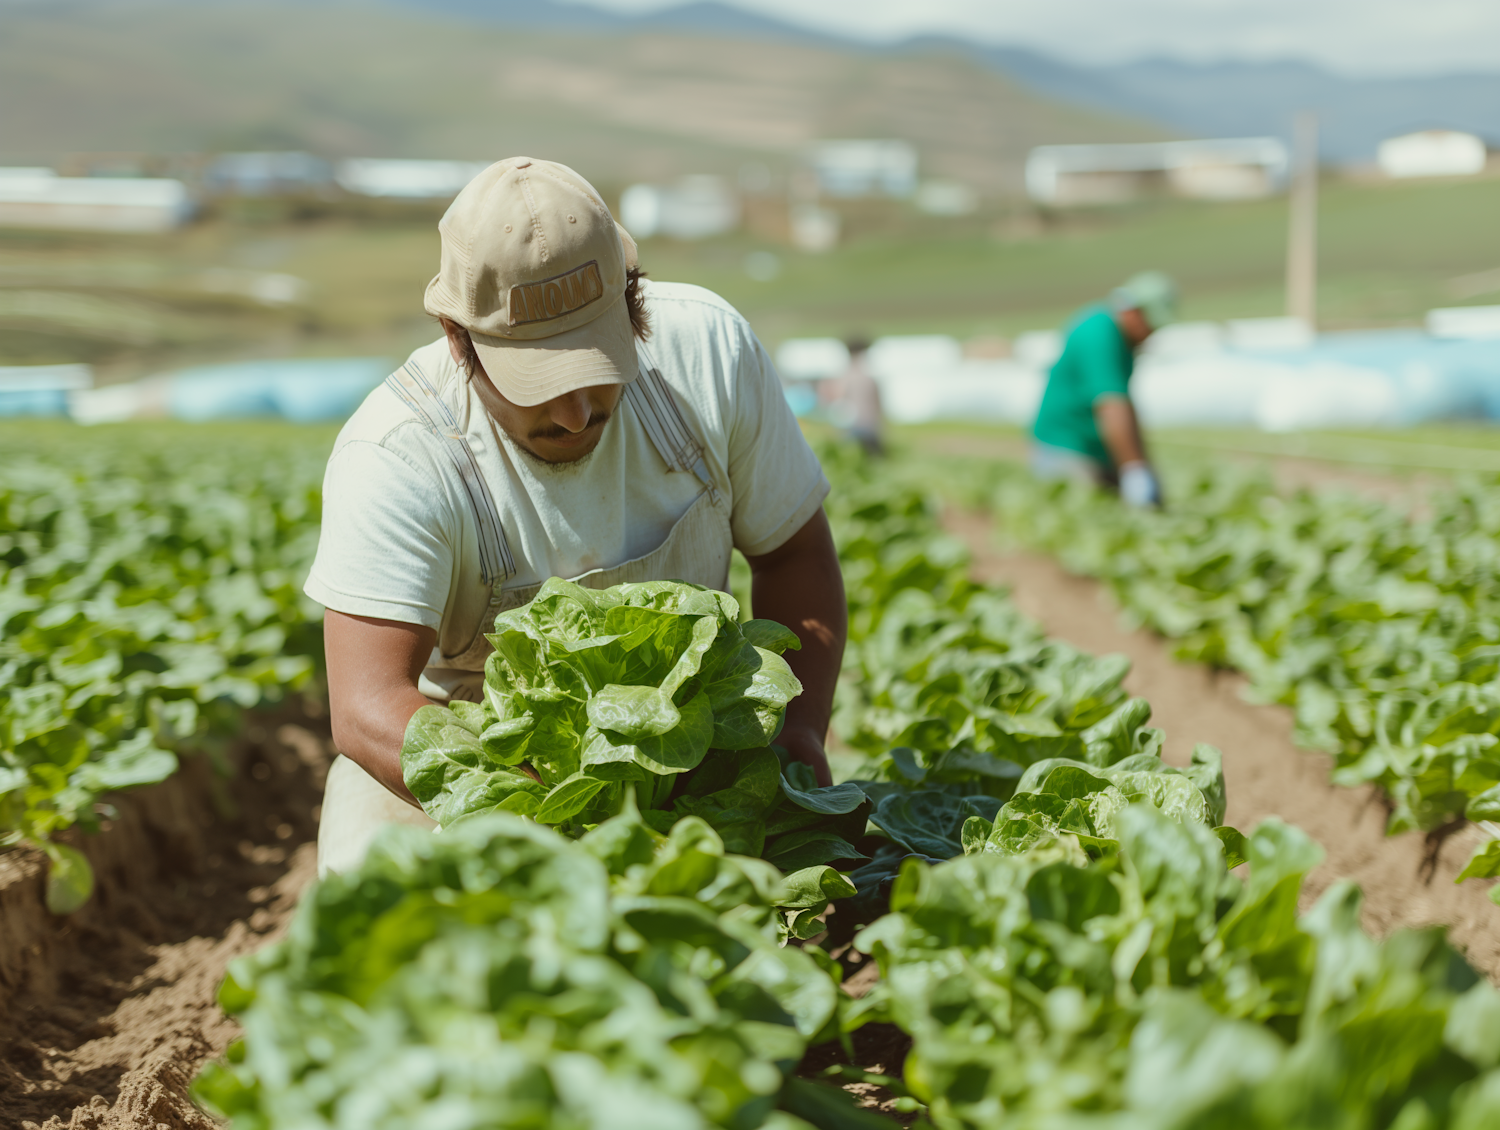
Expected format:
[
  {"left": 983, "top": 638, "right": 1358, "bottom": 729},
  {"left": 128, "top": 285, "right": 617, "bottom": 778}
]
[
  {"left": 385, "top": 360, "right": 516, "bottom": 586},
  {"left": 384, "top": 344, "right": 719, "bottom": 588},
  {"left": 627, "top": 341, "right": 721, "bottom": 506}
]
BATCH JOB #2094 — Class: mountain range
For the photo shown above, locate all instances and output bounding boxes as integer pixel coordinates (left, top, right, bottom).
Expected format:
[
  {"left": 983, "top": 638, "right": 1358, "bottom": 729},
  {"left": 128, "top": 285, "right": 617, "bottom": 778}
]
[
  {"left": 389, "top": 0, "right": 1500, "bottom": 163},
  {"left": 0, "top": 0, "right": 1156, "bottom": 191},
  {"left": 2, "top": 0, "right": 1496, "bottom": 179}
]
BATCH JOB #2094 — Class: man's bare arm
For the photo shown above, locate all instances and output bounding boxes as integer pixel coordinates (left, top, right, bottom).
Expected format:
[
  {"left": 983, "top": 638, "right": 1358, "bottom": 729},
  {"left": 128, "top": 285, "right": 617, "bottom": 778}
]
[
  {"left": 744, "top": 507, "right": 847, "bottom": 787},
  {"left": 323, "top": 611, "right": 436, "bottom": 805},
  {"left": 1094, "top": 395, "right": 1148, "bottom": 468}
]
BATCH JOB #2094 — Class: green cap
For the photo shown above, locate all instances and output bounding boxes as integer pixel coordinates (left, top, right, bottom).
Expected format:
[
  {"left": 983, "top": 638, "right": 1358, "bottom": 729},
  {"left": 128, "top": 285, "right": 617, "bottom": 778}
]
[{"left": 1111, "top": 271, "right": 1178, "bottom": 330}]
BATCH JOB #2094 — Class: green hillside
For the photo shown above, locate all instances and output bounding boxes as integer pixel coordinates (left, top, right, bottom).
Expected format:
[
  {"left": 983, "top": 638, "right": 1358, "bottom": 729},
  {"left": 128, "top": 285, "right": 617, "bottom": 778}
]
[
  {"left": 6, "top": 173, "right": 1500, "bottom": 376},
  {"left": 648, "top": 175, "right": 1500, "bottom": 342},
  {"left": 0, "top": 2, "right": 1158, "bottom": 191}
]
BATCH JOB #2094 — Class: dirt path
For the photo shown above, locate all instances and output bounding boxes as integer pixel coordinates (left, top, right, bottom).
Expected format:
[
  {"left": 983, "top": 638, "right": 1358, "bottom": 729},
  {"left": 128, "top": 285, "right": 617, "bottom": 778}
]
[
  {"left": 947, "top": 516, "right": 1500, "bottom": 980},
  {"left": 0, "top": 708, "right": 331, "bottom": 1130}
]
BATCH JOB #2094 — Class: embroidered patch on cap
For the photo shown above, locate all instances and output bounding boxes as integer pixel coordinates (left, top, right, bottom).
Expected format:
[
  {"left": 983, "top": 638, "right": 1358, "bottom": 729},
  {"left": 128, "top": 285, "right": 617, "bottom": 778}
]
[{"left": 508, "top": 260, "right": 605, "bottom": 326}]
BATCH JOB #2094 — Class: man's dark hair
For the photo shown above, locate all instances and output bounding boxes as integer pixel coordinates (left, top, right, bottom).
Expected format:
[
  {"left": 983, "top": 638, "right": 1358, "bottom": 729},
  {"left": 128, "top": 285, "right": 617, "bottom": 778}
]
[
  {"left": 624, "top": 266, "right": 651, "bottom": 341},
  {"left": 446, "top": 266, "right": 651, "bottom": 380},
  {"left": 845, "top": 336, "right": 871, "bottom": 356}
]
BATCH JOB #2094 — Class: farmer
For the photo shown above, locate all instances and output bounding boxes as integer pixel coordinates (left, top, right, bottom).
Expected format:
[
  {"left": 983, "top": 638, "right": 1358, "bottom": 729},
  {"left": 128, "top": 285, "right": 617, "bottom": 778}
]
[
  {"left": 304, "top": 158, "right": 845, "bottom": 875},
  {"left": 827, "top": 337, "right": 884, "bottom": 457},
  {"left": 1030, "top": 271, "right": 1177, "bottom": 508}
]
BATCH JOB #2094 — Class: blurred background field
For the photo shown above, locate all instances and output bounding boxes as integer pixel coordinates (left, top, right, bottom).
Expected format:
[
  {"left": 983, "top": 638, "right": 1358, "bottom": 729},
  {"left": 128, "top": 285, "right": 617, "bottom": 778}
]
[
  {"left": 10, "top": 411, "right": 1500, "bottom": 488},
  {"left": 8, "top": 175, "right": 1500, "bottom": 378},
  {"left": 3, "top": 0, "right": 1500, "bottom": 430}
]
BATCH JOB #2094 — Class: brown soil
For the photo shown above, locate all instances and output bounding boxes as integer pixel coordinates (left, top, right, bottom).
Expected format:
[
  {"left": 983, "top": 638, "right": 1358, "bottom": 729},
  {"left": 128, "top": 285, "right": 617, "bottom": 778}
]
[
  {"left": 800, "top": 940, "right": 914, "bottom": 1124},
  {"left": 799, "top": 1023, "right": 916, "bottom": 1125},
  {"left": 0, "top": 705, "right": 332, "bottom": 1130},
  {"left": 944, "top": 513, "right": 1500, "bottom": 981}
]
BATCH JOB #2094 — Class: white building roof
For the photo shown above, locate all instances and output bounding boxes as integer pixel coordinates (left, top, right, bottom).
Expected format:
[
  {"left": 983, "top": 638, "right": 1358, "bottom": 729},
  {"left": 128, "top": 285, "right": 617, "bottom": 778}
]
[
  {"left": 0, "top": 174, "right": 190, "bottom": 209},
  {"left": 619, "top": 176, "right": 739, "bottom": 241},
  {"left": 1026, "top": 138, "right": 1289, "bottom": 202},
  {"left": 335, "top": 159, "right": 491, "bottom": 199},
  {"left": 809, "top": 140, "right": 918, "bottom": 198},
  {"left": 206, "top": 151, "right": 332, "bottom": 193},
  {"left": 1377, "top": 131, "right": 1487, "bottom": 179}
]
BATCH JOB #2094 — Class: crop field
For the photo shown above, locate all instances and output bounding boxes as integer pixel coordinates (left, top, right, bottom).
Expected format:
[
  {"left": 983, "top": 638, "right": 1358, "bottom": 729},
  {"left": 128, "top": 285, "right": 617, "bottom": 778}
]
[{"left": 5, "top": 418, "right": 1500, "bottom": 1129}]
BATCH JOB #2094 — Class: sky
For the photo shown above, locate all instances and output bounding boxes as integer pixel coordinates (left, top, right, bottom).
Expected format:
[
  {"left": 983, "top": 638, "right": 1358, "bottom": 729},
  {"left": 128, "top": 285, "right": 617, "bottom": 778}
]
[{"left": 570, "top": 0, "right": 1500, "bottom": 77}]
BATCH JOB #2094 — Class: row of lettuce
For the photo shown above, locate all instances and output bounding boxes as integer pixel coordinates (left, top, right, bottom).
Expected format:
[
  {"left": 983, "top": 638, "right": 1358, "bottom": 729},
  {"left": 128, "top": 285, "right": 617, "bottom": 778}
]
[
  {"left": 5, "top": 427, "right": 1499, "bottom": 1125},
  {"left": 195, "top": 443, "right": 1500, "bottom": 1130},
  {"left": 0, "top": 426, "right": 330, "bottom": 911},
  {"left": 958, "top": 457, "right": 1500, "bottom": 889}
]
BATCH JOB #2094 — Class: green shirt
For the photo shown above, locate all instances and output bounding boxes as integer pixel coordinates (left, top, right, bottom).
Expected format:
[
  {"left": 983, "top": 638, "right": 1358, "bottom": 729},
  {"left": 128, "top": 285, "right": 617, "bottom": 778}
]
[{"left": 1031, "top": 305, "right": 1134, "bottom": 466}]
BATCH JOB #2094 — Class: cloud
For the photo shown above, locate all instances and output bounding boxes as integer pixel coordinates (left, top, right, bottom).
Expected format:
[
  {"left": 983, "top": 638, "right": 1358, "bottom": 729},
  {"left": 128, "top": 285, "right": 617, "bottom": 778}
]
[{"left": 574, "top": 0, "right": 1500, "bottom": 76}]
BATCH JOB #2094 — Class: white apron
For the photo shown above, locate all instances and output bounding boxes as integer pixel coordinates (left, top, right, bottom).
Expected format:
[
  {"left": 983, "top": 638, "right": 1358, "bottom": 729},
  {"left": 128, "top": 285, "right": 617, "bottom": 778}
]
[{"left": 317, "top": 346, "right": 733, "bottom": 877}]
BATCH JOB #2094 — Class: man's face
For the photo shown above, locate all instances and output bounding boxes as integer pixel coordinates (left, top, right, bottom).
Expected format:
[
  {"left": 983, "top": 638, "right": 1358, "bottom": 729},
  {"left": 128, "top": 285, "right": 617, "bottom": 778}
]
[
  {"left": 1116, "top": 307, "right": 1154, "bottom": 349},
  {"left": 445, "top": 322, "right": 623, "bottom": 463}
]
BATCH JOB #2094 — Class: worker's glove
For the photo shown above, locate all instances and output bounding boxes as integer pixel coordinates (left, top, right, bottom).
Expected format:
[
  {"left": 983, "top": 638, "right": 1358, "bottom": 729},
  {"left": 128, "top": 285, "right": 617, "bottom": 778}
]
[{"left": 1118, "top": 461, "right": 1162, "bottom": 509}]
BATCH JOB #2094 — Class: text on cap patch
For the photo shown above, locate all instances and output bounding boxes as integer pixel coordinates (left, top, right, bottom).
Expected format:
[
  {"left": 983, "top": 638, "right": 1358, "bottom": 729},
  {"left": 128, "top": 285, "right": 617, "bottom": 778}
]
[{"left": 509, "top": 260, "right": 605, "bottom": 326}]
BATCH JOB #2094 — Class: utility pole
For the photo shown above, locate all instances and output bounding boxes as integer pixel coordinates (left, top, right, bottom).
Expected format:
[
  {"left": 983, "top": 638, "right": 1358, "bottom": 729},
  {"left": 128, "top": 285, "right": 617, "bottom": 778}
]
[{"left": 1285, "top": 111, "right": 1319, "bottom": 327}]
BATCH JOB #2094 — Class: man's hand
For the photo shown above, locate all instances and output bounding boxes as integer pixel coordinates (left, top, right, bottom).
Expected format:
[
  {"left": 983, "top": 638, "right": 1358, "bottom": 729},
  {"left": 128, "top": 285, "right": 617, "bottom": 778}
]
[
  {"left": 1095, "top": 395, "right": 1163, "bottom": 507},
  {"left": 1118, "top": 461, "right": 1162, "bottom": 509},
  {"left": 745, "top": 508, "right": 846, "bottom": 789},
  {"left": 777, "top": 723, "right": 833, "bottom": 789}
]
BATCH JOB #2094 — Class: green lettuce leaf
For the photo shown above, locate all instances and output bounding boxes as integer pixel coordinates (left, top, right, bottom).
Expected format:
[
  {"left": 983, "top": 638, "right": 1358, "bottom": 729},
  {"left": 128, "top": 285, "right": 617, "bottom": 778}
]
[
  {"left": 402, "top": 704, "right": 547, "bottom": 825},
  {"left": 403, "top": 579, "right": 808, "bottom": 854}
]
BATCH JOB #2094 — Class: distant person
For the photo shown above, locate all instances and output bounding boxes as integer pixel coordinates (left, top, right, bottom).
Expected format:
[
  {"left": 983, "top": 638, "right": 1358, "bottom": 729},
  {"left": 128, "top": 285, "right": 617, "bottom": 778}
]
[
  {"left": 828, "top": 337, "right": 884, "bottom": 456},
  {"left": 1030, "top": 271, "right": 1176, "bottom": 508}
]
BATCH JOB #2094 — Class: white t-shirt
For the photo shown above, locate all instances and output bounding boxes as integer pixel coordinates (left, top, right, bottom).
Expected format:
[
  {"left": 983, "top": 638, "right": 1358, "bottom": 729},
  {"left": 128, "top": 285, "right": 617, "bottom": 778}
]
[{"left": 304, "top": 281, "right": 830, "bottom": 659}]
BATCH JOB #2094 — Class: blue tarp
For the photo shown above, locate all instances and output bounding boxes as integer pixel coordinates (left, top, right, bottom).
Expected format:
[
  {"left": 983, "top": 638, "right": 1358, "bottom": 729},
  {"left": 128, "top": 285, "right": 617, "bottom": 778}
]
[
  {"left": 0, "top": 363, "right": 93, "bottom": 417},
  {"left": 0, "top": 388, "right": 70, "bottom": 417},
  {"left": 166, "top": 358, "right": 391, "bottom": 422},
  {"left": 1239, "top": 331, "right": 1500, "bottom": 423}
]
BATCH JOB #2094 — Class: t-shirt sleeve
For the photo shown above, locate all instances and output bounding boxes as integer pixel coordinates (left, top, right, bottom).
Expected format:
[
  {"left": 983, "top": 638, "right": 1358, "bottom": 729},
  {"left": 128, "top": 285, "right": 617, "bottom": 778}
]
[
  {"left": 1079, "top": 316, "right": 1133, "bottom": 403},
  {"left": 724, "top": 321, "right": 831, "bottom": 557},
  {"left": 303, "top": 439, "right": 457, "bottom": 629}
]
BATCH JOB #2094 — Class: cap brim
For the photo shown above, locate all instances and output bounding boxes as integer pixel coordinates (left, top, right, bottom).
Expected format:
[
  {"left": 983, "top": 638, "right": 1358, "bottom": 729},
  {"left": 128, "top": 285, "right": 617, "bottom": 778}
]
[
  {"left": 1143, "top": 302, "right": 1177, "bottom": 330},
  {"left": 471, "top": 293, "right": 638, "bottom": 408}
]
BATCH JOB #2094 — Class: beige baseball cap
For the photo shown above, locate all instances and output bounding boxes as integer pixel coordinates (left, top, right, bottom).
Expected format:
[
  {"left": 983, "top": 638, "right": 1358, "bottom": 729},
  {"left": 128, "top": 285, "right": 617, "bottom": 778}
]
[{"left": 424, "top": 157, "right": 641, "bottom": 407}]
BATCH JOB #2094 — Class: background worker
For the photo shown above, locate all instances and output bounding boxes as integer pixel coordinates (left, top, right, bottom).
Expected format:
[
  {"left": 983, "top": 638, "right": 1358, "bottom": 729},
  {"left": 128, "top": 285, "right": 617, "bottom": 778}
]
[
  {"left": 826, "top": 337, "right": 884, "bottom": 456},
  {"left": 303, "top": 157, "right": 846, "bottom": 875},
  {"left": 1029, "top": 271, "right": 1177, "bottom": 508}
]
